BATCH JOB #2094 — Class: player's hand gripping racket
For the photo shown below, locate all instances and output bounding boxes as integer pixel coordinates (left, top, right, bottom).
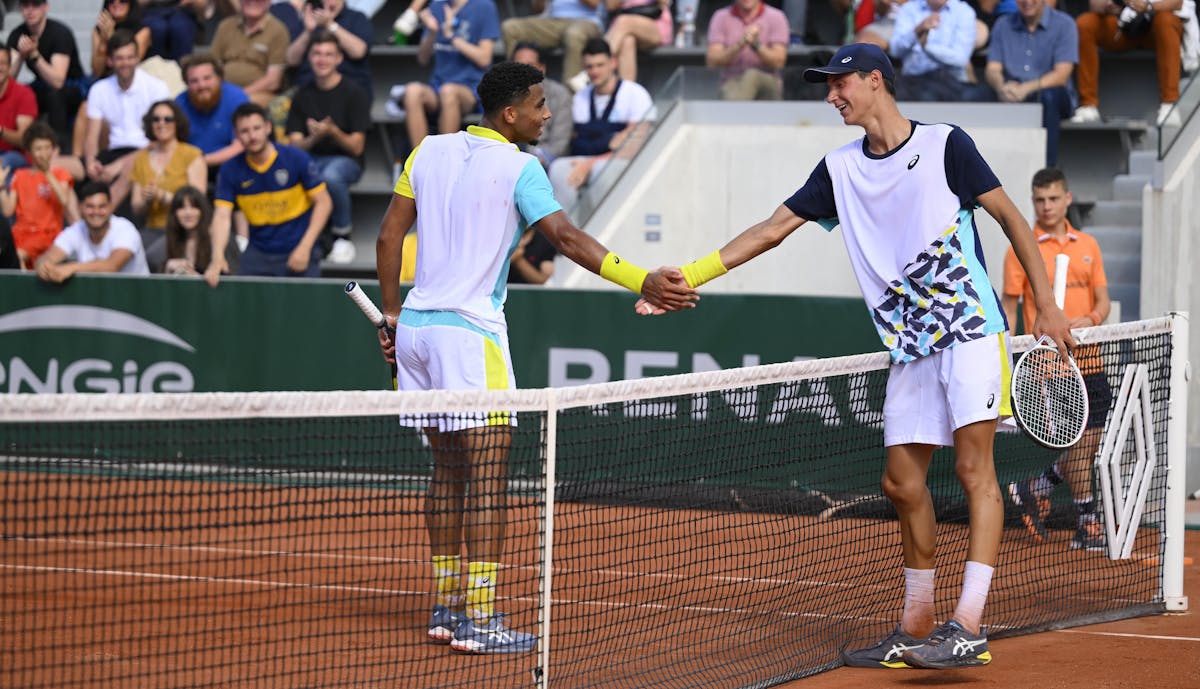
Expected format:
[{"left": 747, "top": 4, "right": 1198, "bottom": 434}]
[
  {"left": 344, "top": 281, "right": 398, "bottom": 390},
  {"left": 1009, "top": 254, "right": 1089, "bottom": 449}
]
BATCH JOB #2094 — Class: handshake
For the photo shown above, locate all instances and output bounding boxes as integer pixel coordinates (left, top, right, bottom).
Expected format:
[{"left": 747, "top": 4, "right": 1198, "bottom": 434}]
[{"left": 634, "top": 266, "right": 700, "bottom": 316}]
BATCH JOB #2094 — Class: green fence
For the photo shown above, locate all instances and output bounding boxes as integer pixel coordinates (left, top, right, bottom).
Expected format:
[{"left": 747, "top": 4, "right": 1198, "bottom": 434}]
[{"left": 0, "top": 273, "right": 880, "bottom": 393}]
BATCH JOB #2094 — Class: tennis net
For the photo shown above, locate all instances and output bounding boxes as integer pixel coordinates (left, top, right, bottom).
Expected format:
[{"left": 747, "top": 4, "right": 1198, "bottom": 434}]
[{"left": 0, "top": 315, "right": 1188, "bottom": 689}]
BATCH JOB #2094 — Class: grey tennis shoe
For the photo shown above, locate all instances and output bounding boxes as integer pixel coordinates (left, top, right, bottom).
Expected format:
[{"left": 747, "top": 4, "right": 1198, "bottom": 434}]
[
  {"left": 841, "top": 626, "right": 926, "bottom": 669},
  {"left": 902, "top": 620, "right": 991, "bottom": 669}
]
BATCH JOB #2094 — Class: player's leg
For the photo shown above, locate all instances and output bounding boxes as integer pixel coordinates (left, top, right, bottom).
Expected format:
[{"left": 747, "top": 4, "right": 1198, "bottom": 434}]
[
  {"left": 413, "top": 324, "right": 533, "bottom": 654},
  {"left": 843, "top": 443, "right": 938, "bottom": 668},
  {"left": 460, "top": 423, "right": 512, "bottom": 622},
  {"left": 904, "top": 336, "right": 1006, "bottom": 669},
  {"left": 424, "top": 428, "right": 469, "bottom": 643},
  {"left": 844, "top": 353, "right": 944, "bottom": 669}
]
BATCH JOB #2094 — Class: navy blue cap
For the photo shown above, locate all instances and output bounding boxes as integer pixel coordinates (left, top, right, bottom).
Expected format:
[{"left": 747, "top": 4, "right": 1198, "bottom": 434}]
[{"left": 803, "top": 43, "right": 896, "bottom": 83}]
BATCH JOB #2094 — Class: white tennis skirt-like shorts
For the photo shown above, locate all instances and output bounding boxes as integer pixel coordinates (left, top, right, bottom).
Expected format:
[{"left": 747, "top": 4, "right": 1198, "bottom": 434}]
[
  {"left": 394, "top": 318, "right": 516, "bottom": 432},
  {"left": 882, "top": 333, "right": 1011, "bottom": 448}
]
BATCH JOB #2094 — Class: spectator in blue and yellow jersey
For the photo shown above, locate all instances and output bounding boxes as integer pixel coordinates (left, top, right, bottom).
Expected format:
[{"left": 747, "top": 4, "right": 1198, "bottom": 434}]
[{"left": 204, "top": 102, "right": 331, "bottom": 287}]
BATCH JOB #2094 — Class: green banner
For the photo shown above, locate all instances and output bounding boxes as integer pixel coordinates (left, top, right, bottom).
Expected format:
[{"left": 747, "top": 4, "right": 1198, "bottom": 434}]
[{"left": 0, "top": 274, "right": 880, "bottom": 393}]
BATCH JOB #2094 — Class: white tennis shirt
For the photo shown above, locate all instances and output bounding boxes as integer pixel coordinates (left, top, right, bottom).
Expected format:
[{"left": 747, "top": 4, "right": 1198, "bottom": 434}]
[{"left": 394, "top": 125, "right": 562, "bottom": 335}]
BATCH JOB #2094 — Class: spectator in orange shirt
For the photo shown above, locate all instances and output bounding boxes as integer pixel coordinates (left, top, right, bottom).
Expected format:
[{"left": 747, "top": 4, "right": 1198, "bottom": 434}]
[
  {"left": 1001, "top": 167, "right": 1111, "bottom": 553},
  {"left": 0, "top": 122, "right": 78, "bottom": 268}
]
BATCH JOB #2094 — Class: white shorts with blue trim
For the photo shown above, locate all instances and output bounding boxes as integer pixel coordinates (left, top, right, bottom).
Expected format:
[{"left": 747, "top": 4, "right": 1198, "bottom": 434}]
[
  {"left": 882, "top": 333, "right": 1011, "bottom": 448},
  {"left": 394, "top": 310, "right": 517, "bottom": 432}
]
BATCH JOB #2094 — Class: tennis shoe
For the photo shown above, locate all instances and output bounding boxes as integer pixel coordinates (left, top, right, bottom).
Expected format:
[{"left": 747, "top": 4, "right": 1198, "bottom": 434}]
[
  {"left": 450, "top": 613, "right": 536, "bottom": 654},
  {"left": 902, "top": 620, "right": 991, "bottom": 669},
  {"left": 427, "top": 605, "right": 467, "bottom": 644},
  {"left": 1069, "top": 105, "right": 1101, "bottom": 124},
  {"left": 328, "top": 237, "right": 357, "bottom": 264},
  {"left": 841, "top": 626, "right": 926, "bottom": 669},
  {"left": 1008, "top": 479, "right": 1050, "bottom": 542},
  {"left": 1071, "top": 519, "right": 1106, "bottom": 552}
]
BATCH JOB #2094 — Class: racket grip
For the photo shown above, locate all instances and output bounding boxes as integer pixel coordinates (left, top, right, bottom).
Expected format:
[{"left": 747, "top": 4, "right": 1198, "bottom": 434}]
[
  {"left": 345, "top": 281, "right": 387, "bottom": 328},
  {"left": 1053, "top": 254, "right": 1069, "bottom": 310}
]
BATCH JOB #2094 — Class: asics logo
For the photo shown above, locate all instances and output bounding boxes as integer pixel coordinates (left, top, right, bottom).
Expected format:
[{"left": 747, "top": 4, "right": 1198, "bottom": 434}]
[
  {"left": 884, "top": 643, "right": 922, "bottom": 661},
  {"left": 907, "top": 154, "right": 920, "bottom": 170},
  {"left": 952, "top": 637, "right": 987, "bottom": 656},
  {"left": 986, "top": 393, "right": 995, "bottom": 409},
  {"left": 840, "top": 56, "right": 853, "bottom": 63}
]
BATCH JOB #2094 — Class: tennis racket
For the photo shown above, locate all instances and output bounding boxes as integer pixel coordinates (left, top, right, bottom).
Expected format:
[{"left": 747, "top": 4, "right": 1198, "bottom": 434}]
[
  {"left": 344, "top": 281, "right": 397, "bottom": 391},
  {"left": 1009, "top": 255, "right": 1089, "bottom": 449}
]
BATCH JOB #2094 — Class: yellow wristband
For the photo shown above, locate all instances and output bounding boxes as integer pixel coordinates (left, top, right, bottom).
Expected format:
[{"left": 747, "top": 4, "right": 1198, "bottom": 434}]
[
  {"left": 680, "top": 250, "right": 728, "bottom": 288},
  {"left": 599, "top": 252, "right": 649, "bottom": 294}
]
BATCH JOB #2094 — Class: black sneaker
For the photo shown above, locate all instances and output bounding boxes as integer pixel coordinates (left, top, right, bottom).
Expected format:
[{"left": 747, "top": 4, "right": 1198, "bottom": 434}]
[
  {"left": 1071, "top": 519, "right": 1106, "bottom": 552},
  {"left": 841, "top": 626, "right": 926, "bottom": 669},
  {"left": 902, "top": 620, "right": 991, "bottom": 669},
  {"left": 1008, "top": 479, "right": 1050, "bottom": 542}
]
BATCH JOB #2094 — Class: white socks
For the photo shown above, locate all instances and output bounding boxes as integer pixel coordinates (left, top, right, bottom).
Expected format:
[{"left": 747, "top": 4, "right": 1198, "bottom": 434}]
[{"left": 952, "top": 561, "right": 994, "bottom": 634}]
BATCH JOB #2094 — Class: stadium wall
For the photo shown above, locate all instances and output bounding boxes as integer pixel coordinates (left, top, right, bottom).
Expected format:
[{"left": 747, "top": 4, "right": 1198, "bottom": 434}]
[
  {"left": 556, "top": 101, "right": 1045, "bottom": 300},
  {"left": 1143, "top": 117, "right": 1200, "bottom": 496}
]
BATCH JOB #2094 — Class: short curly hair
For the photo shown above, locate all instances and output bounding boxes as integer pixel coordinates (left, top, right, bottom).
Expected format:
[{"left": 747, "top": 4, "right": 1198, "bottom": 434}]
[{"left": 477, "top": 62, "right": 544, "bottom": 118}]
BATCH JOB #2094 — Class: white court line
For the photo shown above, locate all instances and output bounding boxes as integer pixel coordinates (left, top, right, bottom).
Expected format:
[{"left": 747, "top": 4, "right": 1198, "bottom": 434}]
[
  {"left": 0, "top": 562, "right": 893, "bottom": 625},
  {"left": 6, "top": 536, "right": 892, "bottom": 592},
  {"left": 1054, "top": 629, "right": 1200, "bottom": 643}
]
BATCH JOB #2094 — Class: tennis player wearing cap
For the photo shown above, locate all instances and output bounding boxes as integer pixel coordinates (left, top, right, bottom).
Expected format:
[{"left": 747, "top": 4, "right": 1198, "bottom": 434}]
[
  {"left": 649, "top": 42, "right": 1074, "bottom": 669},
  {"left": 376, "top": 61, "right": 695, "bottom": 655}
]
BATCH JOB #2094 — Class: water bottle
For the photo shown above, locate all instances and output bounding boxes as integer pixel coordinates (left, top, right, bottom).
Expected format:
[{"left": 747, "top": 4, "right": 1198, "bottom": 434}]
[{"left": 676, "top": 0, "right": 698, "bottom": 46}]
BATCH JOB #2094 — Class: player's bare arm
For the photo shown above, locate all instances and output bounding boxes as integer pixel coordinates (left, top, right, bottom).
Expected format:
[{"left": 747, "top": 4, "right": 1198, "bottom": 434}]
[
  {"left": 715, "top": 203, "right": 807, "bottom": 270},
  {"left": 977, "top": 187, "right": 1073, "bottom": 352},
  {"left": 535, "top": 210, "right": 698, "bottom": 311},
  {"left": 375, "top": 192, "right": 417, "bottom": 363}
]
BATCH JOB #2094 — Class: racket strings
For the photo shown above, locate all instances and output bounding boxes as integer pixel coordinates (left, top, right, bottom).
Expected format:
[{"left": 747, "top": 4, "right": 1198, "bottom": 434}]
[{"left": 1012, "top": 347, "right": 1089, "bottom": 447}]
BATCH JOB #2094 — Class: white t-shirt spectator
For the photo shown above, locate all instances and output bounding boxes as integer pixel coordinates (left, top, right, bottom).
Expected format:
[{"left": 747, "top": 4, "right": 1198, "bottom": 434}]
[
  {"left": 571, "top": 79, "right": 656, "bottom": 125},
  {"left": 86, "top": 68, "right": 170, "bottom": 149},
  {"left": 53, "top": 216, "right": 150, "bottom": 275}
]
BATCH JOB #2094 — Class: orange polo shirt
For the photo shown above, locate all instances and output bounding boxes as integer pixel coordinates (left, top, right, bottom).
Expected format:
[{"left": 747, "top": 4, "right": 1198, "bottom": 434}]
[{"left": 1003, "top": 223, "right": 1108, "bottom": 334}]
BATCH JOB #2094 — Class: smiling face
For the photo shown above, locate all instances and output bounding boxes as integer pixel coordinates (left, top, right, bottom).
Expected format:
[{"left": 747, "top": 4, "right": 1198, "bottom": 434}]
[
  {"left": 149, "top": 104, "right": 177, "bottom": 142},
  {"left": 81, "top": 192, "right": 113, "bottom": 234},
  {"left": 185, "top": 62, "right": 222, "bottom": 111},
  {"left": 308, "top": 39, "right": 342, "bottom": 80},
  {"left": 507, "top": 82, "right": 549, "bottom": 144},
  {"left": 108, "top": 40, "right": 139, "bottom": 84},
  {"left": 825, "top": 71, "right": 876, "bottom": 126}
]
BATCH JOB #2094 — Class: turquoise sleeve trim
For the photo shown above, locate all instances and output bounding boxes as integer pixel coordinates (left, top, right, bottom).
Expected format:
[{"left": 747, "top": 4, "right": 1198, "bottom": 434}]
[{"left": 514, "top": 158, "right": 563, "bottom": 226}]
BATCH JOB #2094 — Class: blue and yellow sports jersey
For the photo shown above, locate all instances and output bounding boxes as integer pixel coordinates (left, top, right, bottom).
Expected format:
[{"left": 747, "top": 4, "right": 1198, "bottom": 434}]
[{"left": 215, "top": 144, "right": 327, "bottom": 254}]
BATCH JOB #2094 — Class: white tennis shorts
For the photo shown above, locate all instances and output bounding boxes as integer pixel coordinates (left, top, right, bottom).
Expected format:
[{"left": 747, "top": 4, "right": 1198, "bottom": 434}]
[
  {"left": 394, "top": 319, "right": 516, "bottom": 432},
  {"left": 882, "top": 333, "right": 1011, "bottom": 448}
]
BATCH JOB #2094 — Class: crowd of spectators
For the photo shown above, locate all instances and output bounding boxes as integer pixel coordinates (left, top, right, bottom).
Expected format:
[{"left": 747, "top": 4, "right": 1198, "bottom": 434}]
[{"left": 0, "top": 0, "right": 1195, "bottom": 281}]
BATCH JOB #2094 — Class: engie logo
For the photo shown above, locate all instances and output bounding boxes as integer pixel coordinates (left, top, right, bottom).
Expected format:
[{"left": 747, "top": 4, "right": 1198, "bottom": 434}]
[{"left": 0, "top": 305, "right": 196, "bottom": 393}]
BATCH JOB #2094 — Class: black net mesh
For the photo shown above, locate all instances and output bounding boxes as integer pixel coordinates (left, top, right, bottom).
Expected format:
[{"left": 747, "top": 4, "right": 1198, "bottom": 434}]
[{"left": 0, "top": 324, "right": 1177, "bottom": 689}]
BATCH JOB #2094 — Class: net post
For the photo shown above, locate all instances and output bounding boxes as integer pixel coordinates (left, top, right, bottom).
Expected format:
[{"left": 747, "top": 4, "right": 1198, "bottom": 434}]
[
  {"left": 1163, "top": 311, "right": 1190, "bottom": 611},
  {"left": 535, "top": 390, "right": 558, "bottom": 687}
]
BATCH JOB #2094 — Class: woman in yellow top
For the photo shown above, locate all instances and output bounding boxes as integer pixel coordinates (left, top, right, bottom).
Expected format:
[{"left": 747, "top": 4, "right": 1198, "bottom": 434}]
[{"left": 130, "top": 99, "right": 206, "bottom": 272}]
